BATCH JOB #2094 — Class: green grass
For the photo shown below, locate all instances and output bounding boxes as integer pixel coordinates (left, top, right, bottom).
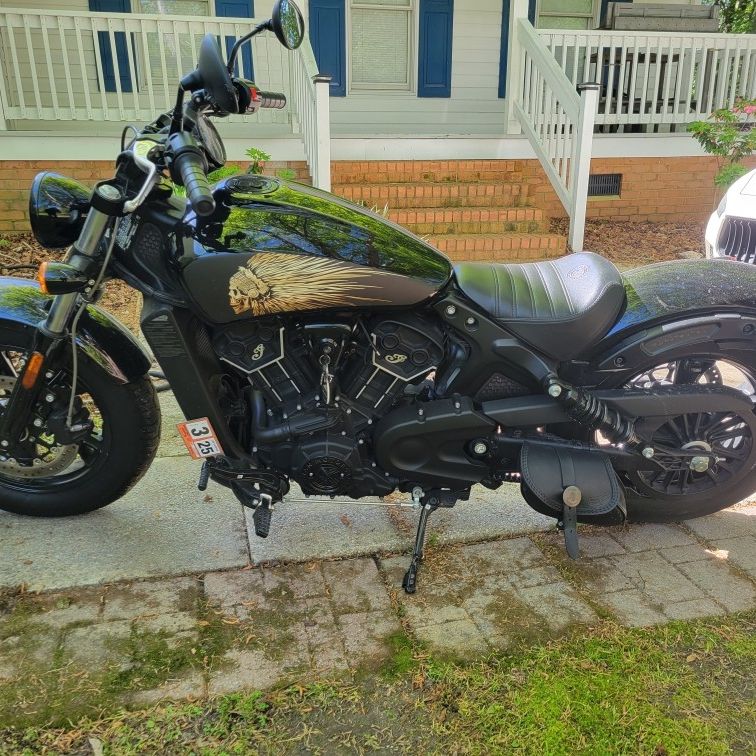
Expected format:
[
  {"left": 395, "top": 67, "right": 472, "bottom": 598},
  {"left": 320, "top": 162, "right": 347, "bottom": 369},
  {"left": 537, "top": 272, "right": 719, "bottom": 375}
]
[{"left": 0, "top": 611, "right": 753, "bottom": 754}]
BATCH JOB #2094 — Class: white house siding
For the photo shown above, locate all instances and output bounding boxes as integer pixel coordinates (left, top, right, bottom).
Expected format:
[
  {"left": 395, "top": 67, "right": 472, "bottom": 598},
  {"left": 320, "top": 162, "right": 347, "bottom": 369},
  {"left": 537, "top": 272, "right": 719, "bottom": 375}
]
[{"left": 328, "top": 0, "right": 506, "bottom": 136}]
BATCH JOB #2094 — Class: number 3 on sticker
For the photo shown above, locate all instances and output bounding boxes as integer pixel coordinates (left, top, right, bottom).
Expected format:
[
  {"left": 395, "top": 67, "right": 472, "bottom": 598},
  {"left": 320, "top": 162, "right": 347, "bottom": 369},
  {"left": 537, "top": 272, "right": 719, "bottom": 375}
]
[{"left": 177, "top": 418, "right": 224, "bottom": 460}]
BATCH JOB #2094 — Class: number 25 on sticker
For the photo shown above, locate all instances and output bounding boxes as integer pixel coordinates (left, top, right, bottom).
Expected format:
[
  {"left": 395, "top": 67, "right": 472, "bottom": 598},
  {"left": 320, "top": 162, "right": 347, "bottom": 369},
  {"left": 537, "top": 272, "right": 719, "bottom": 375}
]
[{"left": 177, "top": 418, "right": 224, "bottom": 460}]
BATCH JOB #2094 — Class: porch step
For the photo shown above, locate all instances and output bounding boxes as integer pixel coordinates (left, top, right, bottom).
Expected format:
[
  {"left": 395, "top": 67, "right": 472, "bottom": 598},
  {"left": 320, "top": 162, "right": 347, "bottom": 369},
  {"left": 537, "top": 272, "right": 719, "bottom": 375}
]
[
  {"left": 430, "top": 233, "right": 566, "bottom": 261},
  {"left": 387, "top": 206, "right": 545, "bottom": 235},
  {"left": 331, "top": 160, "right": 526, "bottom": 185},
  {"left": 334, "top": 182, "right": 527, "bottom": 209}
]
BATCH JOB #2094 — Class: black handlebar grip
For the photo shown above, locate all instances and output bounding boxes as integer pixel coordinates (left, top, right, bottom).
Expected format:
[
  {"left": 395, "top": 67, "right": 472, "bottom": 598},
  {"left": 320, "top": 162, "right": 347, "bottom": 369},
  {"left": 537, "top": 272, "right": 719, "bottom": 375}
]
[
  {"left": 258, "top": 91, "right": 287, "bottom": 109},
  {"left": 175, "top": 150, "right": 215, "bottom": 216}
]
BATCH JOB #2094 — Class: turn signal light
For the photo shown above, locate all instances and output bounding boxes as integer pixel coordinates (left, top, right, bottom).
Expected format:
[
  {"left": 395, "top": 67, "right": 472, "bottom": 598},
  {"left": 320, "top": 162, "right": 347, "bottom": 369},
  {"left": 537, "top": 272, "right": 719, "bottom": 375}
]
[
  {"left": 37, "top": 261, "right": 89, "bottom": 295},
  {"left": 21, "top": 351, "right": 45, "bottom": 390}
]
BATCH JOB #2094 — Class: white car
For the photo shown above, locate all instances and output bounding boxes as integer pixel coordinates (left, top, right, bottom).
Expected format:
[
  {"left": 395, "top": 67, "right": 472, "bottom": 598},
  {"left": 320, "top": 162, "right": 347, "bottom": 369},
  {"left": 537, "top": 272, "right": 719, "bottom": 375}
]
[{"left": 705, "top": 168, "right": 756, "bottom": 261}]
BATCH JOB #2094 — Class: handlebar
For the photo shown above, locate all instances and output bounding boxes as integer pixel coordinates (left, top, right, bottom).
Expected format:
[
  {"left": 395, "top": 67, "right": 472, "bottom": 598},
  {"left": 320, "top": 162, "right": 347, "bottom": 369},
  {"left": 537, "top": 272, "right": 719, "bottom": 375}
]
[
  {"left": 168, "top": 132, "right": 216, "bottom": 217},
  {"left": 233, "top": 79, "right": 287, "bottom": 113},
  {"left": 257, "top": 91, "right": 287, "bottom": 109}
]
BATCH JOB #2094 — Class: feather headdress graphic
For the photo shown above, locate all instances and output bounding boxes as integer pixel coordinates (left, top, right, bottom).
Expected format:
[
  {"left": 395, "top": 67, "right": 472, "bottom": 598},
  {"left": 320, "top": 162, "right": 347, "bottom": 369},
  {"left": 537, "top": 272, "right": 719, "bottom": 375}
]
[{"left": 228, "top": 252, "right": 392, "bottom": 316}]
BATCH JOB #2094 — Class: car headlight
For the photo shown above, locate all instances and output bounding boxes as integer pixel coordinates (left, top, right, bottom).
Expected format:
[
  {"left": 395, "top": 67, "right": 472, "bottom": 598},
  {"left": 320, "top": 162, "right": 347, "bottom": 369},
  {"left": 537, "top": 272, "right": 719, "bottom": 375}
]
[{"left": 716, "top": 194, "right": 727, "bottom": 217}]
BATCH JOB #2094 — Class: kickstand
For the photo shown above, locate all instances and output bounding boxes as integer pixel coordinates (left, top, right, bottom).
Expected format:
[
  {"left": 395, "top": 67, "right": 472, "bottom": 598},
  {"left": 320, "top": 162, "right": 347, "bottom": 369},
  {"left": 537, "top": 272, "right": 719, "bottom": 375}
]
[{"left": 402, "top": 503, "right": 437, "bottom": 594}]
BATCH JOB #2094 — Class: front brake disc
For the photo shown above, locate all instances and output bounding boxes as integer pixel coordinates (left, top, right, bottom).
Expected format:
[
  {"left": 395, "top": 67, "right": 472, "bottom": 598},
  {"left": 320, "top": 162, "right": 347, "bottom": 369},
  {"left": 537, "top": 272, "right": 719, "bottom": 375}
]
[{"left": 0, "top": 375, "right": 79, "bottom": 479}]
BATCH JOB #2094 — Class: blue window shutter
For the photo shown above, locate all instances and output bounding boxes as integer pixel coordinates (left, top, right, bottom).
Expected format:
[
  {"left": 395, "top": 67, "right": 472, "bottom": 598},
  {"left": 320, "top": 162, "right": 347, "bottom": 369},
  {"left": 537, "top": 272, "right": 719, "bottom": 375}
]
[
  {"left": 309, "top": 0, "right": 346, "bottom": 96},
  {"left": 418, "top": 0, "right": 453, "bottom": 98},
  {"left": 89, "top": 0, "right": 133, "bottom": 93},
  {"left": 215, "top": 0, "right": 255, "bottom": 80},
  {"left": 497, "top": 0, "right": 510, "bottom": 98},
  {"left": 528, "top": 0, "right": 536, "bottom": 23}
]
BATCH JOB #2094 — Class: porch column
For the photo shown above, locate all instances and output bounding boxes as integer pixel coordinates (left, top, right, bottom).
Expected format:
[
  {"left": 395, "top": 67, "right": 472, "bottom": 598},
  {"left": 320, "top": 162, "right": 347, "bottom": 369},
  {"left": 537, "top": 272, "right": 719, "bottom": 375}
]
[{"left": 503, "top": 0, "right": 529, "bottom": 136}]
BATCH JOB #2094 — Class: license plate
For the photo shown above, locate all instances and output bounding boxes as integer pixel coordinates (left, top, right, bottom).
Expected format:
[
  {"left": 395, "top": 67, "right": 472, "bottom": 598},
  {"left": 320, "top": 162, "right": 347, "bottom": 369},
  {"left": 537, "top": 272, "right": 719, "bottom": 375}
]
[{"left": 177, "top": 418, "right": 224, "bottom": 460}]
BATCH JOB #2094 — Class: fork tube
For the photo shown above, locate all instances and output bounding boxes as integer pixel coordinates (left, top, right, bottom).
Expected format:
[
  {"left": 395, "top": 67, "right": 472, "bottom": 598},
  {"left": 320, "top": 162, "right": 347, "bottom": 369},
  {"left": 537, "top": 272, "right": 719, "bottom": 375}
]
[{"left": 0, "top": 207, "right": 113, "bottom": 448}]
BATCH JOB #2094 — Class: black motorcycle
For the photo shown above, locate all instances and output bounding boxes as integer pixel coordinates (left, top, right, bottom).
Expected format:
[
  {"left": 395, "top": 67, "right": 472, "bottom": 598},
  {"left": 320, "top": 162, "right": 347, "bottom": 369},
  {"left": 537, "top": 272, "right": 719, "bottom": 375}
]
[{"left": 2, "top": 0, "right": 756, "bottom": 592}]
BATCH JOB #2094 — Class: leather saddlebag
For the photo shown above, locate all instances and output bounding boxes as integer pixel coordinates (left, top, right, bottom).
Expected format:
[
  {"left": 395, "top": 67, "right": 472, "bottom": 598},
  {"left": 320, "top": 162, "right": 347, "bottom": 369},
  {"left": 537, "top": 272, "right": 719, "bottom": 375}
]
[{"left": 519, "top": 443, "right": 627, "bottom": 526}]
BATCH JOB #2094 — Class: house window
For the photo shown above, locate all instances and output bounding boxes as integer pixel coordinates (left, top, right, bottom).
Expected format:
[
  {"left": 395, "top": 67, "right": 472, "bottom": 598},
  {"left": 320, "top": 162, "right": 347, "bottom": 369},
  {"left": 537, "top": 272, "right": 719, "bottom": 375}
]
[
  {"left": 350, "top": 0, "right": 414, "bottom": 90},
  {"left": 137, "top": 0, "right": 209, "bottom": 13},
  {"left": 537, "top": 0, "right": 598, "bottom": 30}
]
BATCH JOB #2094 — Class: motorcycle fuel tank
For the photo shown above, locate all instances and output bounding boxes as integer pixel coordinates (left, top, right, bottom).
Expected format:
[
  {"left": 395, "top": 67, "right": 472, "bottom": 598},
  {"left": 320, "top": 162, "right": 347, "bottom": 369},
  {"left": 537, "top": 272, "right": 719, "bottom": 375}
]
[{"left": 182, "top": 175, "right": 452, "bottom": 324}]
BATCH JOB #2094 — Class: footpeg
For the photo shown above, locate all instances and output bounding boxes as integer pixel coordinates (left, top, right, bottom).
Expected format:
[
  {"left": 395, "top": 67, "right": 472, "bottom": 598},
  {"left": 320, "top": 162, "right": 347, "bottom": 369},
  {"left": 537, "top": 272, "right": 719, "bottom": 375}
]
[
  {"left": 197, "top": 460, "right": 211, "bottom": 492},
  {"left": 559, "top": 485, "right": 581, "bottom": 560},
  {"left": 253, "top": 493, "right": 273, "bottom": 538}
]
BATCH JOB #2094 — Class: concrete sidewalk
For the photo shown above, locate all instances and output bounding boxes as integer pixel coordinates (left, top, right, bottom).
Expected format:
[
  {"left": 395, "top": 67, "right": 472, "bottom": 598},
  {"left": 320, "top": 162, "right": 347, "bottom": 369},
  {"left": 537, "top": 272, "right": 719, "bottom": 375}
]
[{"left": 0, "top": 392, "right": 552, "bottom": 591}]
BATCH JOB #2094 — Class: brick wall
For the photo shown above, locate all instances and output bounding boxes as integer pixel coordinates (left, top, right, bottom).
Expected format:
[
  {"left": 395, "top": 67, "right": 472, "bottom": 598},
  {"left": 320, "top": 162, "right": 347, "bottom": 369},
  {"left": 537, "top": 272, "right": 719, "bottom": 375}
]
[
  {"left": 524, "top": 156, "right": 754, "bottom": 223},
  {"left": 0, "top": 154, "right": 747, "bottom": 235}
]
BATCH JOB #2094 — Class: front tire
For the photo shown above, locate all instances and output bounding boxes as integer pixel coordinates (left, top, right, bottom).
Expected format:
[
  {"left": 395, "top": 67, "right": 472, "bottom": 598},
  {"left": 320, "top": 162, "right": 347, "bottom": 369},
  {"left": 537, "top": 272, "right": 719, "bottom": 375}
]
[{"left": 0, "top": 326, "right": 160, "bottom": 517}]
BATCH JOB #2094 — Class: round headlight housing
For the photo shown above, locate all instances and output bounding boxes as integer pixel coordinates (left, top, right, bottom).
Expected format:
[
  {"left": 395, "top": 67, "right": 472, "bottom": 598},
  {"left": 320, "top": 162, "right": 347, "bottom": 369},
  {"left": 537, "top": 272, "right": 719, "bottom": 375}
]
[{"left": 29, "top": 172, "right": 91, "bottom": 249}]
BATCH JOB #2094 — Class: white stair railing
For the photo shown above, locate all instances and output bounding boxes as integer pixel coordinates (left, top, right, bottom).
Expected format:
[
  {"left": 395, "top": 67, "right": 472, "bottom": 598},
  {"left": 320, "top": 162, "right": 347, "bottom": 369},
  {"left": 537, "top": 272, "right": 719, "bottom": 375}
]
[
  {"left": 289, "top": 42, "right": 331, "bottom": 191},
  {"left": 0, "top": 7, "right": 331, "bottom": 190},
  {"left": 507, "top": 2, "right": 598, "bottom": 253}
]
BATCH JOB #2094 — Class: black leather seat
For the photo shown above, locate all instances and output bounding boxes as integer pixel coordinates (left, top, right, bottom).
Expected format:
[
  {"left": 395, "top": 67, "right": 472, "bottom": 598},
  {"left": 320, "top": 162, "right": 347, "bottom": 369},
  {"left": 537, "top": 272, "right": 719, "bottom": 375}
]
[{"left": 453, "top": 252, "right": 625, "bottom": 360}]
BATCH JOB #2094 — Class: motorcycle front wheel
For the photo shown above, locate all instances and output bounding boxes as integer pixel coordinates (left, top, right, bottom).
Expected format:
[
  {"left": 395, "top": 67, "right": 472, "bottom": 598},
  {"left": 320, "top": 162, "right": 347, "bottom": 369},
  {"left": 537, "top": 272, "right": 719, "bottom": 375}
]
[
  {"left": 600, "top": 349, "right": 756, "bottom": 522},
  {"left": 0, "top": 324, "right": 161, "bottom": 517}
]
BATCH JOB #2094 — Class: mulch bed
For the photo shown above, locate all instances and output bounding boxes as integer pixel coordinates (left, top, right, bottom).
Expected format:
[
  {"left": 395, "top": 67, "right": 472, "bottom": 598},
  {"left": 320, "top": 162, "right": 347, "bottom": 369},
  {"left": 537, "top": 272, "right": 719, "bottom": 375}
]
[
  {"left": 0, "top": 233, "right": 140, "bottom": 333},
  {"left": 551, "top": 218, "right": 706, "bottom": 266}
]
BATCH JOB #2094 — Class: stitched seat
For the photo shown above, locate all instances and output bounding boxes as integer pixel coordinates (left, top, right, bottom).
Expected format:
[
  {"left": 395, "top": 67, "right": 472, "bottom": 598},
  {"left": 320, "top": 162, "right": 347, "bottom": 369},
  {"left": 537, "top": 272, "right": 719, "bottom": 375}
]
[{"left": 453, "top": 252, "right": 626, "bottom": 360}]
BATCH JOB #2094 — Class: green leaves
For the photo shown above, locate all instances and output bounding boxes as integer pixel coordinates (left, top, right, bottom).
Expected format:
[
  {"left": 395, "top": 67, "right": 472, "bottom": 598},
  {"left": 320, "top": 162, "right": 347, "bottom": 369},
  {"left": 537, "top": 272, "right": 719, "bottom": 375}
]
[{"left": 688, "top": 97, "right": 756, "bottom": 188}]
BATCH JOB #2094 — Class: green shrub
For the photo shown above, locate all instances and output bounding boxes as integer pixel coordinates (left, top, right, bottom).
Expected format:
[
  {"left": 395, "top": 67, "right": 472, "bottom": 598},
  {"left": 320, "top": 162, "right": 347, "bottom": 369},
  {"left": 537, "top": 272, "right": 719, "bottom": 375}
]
[{"left": 688, "top": 98, "right": 756, "bottom": 188}]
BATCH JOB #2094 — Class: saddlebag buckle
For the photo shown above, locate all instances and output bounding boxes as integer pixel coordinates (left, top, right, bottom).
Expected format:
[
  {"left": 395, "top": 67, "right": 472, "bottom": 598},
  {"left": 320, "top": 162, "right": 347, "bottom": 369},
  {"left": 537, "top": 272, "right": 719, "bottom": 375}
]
[{"left": 519, "top": 444, "right": 626, "bottom": 559}]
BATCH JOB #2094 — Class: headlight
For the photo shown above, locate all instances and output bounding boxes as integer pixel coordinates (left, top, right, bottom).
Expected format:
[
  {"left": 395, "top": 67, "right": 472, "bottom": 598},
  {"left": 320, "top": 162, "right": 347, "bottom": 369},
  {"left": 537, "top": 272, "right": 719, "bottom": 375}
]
[
  {"left": 716, "top": 194, "right": 728, "bottom": 217},
  {"left": 29, "top": 172, "right": 91, "bottom": 249}
]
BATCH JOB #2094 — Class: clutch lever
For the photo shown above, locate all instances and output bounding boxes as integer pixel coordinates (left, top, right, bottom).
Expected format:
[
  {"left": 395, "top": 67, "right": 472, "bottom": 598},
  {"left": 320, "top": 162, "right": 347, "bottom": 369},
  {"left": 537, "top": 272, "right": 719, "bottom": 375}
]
[{"left": 122, "top": 149, "right": 159, "bottom": 214}]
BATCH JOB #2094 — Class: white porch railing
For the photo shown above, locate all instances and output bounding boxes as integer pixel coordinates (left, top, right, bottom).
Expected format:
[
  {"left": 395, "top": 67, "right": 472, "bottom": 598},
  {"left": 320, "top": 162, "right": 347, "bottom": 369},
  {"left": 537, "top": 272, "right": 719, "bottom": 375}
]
[
  {"left": 507, "top": 4, "right": 598, "bottom": 252},
  {"left": 0, "top": 7, "right": 331, "bottom": 189},
  {"left": 539, "top": 28, "right": 756, "bottom": 127}
]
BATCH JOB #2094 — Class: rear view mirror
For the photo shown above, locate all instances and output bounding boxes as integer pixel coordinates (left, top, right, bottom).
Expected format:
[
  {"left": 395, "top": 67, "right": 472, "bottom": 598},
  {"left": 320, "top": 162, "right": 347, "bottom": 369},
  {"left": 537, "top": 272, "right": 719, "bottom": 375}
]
[{"left": 271, "top": 0, "right": 305, "bottom": 50}]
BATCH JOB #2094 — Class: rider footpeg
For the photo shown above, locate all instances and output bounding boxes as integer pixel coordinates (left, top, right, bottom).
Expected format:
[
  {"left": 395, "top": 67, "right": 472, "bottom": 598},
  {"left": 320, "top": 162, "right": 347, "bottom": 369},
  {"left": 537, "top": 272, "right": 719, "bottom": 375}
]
[
  {"left": 252, "top": 494, "right": 273, "bottom": 538},
  {"left": 197, "top": 460, "right": 211, "bottom": 492}
]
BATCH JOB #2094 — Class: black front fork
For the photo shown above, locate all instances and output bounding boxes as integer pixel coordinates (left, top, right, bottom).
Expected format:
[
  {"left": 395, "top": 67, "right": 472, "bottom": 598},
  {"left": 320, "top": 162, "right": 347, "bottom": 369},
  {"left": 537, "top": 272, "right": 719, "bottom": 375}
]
[{"left": 0, "top": 203, "right": 115, "bottom": 453}]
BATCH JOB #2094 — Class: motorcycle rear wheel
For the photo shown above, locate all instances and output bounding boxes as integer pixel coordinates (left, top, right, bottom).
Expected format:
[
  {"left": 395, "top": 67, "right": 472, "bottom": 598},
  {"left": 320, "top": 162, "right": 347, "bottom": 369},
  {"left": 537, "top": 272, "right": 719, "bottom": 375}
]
[
  {"left": 0, "top": 325, "right": 160, "bottom": 517},
  {"left": 600, "top": 351, "right": 756, "bottom": 522}
]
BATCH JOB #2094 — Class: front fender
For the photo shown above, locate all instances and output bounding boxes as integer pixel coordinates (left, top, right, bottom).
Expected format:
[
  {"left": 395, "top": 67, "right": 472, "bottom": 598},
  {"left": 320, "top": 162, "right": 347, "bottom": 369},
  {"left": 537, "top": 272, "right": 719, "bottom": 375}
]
[{"left": 0, "top": 277, "right": 151, "bottom": 383}]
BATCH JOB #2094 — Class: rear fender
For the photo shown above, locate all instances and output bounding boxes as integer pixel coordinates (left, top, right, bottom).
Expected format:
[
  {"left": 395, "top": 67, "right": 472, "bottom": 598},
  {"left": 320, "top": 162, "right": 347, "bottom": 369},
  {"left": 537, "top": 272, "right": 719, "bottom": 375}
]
[
  {"left": 573, "top": 260, "right": 756, "bottom": 384},
  {"left": 0, "top": 277, "right": 151, "bottom": 383}
]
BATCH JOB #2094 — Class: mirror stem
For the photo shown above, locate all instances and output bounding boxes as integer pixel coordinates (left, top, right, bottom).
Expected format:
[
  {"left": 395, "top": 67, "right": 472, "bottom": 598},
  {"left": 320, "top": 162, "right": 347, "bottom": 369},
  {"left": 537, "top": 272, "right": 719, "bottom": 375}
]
[
  {"left": 227, "top": 21, "right": 272, "bottom": 74},
  {"left": 169, "top": 86, "right": 186, "bottom": 135}
]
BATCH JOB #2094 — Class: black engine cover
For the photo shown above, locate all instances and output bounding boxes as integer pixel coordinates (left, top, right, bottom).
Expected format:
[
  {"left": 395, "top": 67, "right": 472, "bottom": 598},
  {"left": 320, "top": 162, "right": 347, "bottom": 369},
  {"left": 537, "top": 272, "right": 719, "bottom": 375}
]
[
  {"left": 373, "top": 396, "right": 495, "bottom": 488},
  {"left": 291, "top": 432, "right": 394, "bottom": 498}
]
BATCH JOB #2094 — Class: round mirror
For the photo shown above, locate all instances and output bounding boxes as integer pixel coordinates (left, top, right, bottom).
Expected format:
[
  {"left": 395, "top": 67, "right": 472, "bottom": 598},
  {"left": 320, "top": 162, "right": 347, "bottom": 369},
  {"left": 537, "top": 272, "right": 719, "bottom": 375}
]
[{"left": 271, "top": 0, "right": 305, "bottom": 50}]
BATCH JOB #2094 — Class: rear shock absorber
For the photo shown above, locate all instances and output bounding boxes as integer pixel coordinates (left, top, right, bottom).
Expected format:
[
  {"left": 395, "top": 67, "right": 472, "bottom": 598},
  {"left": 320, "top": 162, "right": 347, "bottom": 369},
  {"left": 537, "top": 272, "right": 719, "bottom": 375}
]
[{"left": 545, "top": 376, "right": 640, "bottom": 447}]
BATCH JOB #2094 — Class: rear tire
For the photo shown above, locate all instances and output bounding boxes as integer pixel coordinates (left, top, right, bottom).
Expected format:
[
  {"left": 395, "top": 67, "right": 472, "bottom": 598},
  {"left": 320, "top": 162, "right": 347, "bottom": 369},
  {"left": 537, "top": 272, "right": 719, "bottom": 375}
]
[
  {"left": 0, "top": 325, "right": 160, "bottom": 517},
  {"left": 596, "top": 351, "right": 756, "bottom": 523}
]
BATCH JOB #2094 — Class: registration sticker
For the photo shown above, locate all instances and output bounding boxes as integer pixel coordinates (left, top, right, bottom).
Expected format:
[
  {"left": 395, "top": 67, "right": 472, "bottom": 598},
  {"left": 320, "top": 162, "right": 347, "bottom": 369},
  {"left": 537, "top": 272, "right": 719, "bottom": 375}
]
[{"left": 177, "top": 418, "right": 224, "bottom": 460}]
